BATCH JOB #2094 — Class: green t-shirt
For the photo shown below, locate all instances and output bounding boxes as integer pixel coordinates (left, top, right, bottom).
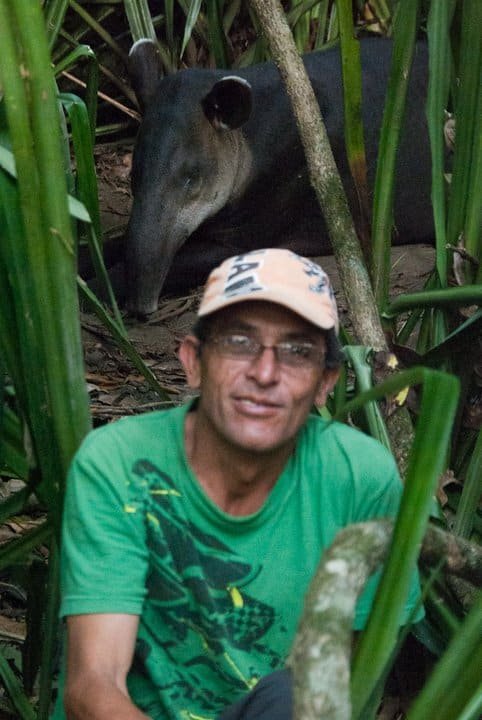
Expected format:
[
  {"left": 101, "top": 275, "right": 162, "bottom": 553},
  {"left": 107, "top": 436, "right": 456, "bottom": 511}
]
[{"left": 52, "top": 402, "right": 422, "bottom": 720}]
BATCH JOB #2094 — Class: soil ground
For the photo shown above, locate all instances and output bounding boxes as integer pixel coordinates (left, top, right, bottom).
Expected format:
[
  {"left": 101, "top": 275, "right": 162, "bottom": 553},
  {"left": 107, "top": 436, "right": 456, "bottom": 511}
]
[{"left": 0, "top": 140, "right": 437, "bottom": 718}]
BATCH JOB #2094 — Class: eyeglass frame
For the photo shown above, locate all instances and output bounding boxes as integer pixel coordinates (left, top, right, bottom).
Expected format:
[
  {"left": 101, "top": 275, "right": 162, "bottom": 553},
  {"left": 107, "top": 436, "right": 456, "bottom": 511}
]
[{"left": 202, "top": 333, "right": 327, "bottom": 369}]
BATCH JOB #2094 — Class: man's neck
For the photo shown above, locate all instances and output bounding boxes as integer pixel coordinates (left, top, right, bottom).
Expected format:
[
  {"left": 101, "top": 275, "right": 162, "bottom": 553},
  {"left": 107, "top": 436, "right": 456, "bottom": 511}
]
[{"left": 183, "top": 412, "right": 294, "bottom": 516}]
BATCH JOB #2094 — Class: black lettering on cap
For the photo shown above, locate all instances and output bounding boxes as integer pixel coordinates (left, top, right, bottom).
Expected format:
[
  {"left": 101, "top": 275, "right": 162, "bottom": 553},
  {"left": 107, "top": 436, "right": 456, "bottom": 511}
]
[
  {"left": 224, "top": 276, "right": 263, "bottom": 297},
  {"left": 228, "top": 261, "right": 260, "bottom": 282}
]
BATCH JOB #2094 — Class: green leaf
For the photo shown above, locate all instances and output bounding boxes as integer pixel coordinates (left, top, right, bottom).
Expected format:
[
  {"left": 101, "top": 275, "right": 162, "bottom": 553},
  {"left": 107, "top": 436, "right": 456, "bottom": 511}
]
[
  {"left": 0, "top": 650, "right": 36, "bottom": 720},
  {"left": 454, "top": 428, "right": 482, "bottom": 539},
  {"left": 351, "top": 368, "right": 460, "bottom": 718},
  {"left": 407, "top": 595, "right": 482, "bottom": 720},
  {"left": 0, "top": 523, "right": 52, "bottom": 573},
  {"left": 446, "top": 0, "right": 482, "bottom": 269},
  {"left": 371, "top": 0, "right": 421, "bottom": 308},
  {"left": 123, "top": 0, "right": 157, "bottom": 42},
  {"left": 181, "top": 0, "right": 203, "bottom": 58},
  {"left": 0, "top": 404, "right": 29, "bottom": 480},
  {"left": 343, "top": 346, "right": 391, "bottom": 450},
  {"left": 426, "top": 1, "right": 454, "bottom": 285},
  {"left": 0, "top": 144, "right": 91, "bottom": 222}
]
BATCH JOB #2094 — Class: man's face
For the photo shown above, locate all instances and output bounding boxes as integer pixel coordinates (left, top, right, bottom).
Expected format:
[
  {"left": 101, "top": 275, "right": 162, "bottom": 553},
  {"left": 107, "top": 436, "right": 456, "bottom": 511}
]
[{"left": 179, "top": 301, "right": 339, "bottom": 458}]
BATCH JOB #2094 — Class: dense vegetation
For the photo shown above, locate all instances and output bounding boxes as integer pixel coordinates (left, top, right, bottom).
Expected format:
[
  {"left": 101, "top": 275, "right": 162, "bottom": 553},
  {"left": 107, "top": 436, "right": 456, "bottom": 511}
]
[{"left": 0, "top": 1, "right": 480, "bottom": 718}]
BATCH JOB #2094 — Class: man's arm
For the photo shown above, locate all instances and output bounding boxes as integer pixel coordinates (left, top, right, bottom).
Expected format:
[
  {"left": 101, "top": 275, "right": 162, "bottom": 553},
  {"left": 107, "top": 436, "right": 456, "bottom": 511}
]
[{"left": 63, "top": 614, "right": 149, "bottom": 720}]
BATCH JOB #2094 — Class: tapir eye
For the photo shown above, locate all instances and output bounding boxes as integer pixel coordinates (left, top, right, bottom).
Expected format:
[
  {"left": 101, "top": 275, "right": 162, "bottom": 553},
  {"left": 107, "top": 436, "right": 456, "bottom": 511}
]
[{"left": 184, "top": 170, "right": 202, "bottom": 197}]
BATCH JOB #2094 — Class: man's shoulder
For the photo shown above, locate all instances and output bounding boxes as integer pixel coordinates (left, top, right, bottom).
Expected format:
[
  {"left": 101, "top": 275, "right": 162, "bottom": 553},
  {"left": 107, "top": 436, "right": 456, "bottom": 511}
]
[
  {"left": 77, "top": 402, "right": 188, "bottom": 457},
  {"left": 303, "top": 414, "right": 397, "bottom": 470},
  {"left": 300, "top": 416, "right": 402, "bottom": 515}
]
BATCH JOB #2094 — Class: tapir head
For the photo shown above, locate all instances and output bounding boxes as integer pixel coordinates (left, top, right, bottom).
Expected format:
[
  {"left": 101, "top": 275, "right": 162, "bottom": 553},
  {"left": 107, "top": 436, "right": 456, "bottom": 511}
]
[{"left": 125, "top": 39, "right": 253, "bottom": 316}]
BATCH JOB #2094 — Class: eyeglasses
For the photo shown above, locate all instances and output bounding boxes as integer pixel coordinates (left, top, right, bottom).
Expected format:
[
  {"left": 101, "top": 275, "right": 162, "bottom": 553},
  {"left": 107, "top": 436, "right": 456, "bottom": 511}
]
[{"left": 205, "top": 334, "right": 325, "bottom": 369}]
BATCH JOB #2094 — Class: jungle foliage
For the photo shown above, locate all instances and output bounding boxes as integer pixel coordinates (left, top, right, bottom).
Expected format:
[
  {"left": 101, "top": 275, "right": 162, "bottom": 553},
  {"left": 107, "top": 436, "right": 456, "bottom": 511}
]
[{"left": 0, "top": 1, "right": 480, "bottom": 718}]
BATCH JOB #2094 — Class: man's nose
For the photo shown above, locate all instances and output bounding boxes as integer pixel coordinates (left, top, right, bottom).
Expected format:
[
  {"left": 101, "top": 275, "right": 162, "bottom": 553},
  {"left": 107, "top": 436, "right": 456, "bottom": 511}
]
[{"left": 246, "top": 346, "right": 280, "bottom": 384}]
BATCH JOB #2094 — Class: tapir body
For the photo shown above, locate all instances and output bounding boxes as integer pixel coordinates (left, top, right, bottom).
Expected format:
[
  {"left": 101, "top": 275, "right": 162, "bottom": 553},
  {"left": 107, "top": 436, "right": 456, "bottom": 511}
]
[{"left": 126, "top": 38, "right": 432, "bottom": 315}]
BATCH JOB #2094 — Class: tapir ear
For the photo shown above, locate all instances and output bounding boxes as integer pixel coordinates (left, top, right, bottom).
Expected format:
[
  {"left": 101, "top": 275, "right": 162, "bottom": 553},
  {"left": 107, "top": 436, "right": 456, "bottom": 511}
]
[
  {"left": 201, "top": 76, "right": 252, "bottom": 130},
  {"left": 128, "top": 39, "right": 164, "bottom": 112}
]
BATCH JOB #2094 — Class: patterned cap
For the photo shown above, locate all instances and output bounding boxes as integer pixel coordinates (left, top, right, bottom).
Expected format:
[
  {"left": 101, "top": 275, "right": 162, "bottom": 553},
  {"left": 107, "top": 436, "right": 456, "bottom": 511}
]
[{"left": 198, "top": 249, "right": 339, "bottom": 333}]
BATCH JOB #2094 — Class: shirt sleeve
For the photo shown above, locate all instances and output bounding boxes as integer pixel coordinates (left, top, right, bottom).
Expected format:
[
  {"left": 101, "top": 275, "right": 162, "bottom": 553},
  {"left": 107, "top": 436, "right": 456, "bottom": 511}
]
[{"left": 59, "top": 429, "right": 149, "bottom": 617}]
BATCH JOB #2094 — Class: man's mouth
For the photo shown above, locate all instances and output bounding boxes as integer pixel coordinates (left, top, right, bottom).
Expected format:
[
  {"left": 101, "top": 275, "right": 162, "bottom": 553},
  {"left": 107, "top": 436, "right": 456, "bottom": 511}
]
[{"left": 234, "top": 396, "right": 281, "bottom": 413}]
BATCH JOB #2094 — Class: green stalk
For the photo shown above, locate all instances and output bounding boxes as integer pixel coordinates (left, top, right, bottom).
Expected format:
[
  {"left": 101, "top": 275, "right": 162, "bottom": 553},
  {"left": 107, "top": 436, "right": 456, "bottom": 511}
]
[
  {"left": 290, "top": 0, "right": 311, "bottom": 51},
  {"left": 36, "top": 540, "right": 61, "bottom": 720},
  {"left": 343, "top": 346, "right": 391, "bottom": 450},
  {"left": 0, "top": 523, "right": 53, "bottom": 573},
  {"left": 124, "top": 0, "right": 174, "bottom": 72},
  {"left": 182, "top": 0, "right": 203, "bottom": 59},
  {"left": 69, "top": 0, "right": 128, "bottom": 63},
  {"left": 0, "top": 174, "right": 28, "bottom": 412},
  {"left": 310, "top": 0, "right": 330, "bottom": 48},
  {"left": 0, "top": 3, "right": 91, "bottom": 712},
  {"left": 415, "top": 307, "right": 448, "bottom": 358},
  {"left": 395, "top": 269, "right": 438, "bottom": 345},
  {"left": 0, "top": 145, "right": 91, "bottom": 224},
  {"left": 351, "top": 369, "right": 460, "bottom": 718},
  {"left": 366, "top": 1, "right": 391, "bottom": 34},
  {"left": 453, "top": 428, "right": 482, "bottom": 539},
  {"left": 44, "top": 0, "right": 70, "bottom": 49},
  {"left": 470, "top": 95, "right": 482, "bottom": 282},
  {"left": 383, "top": 284, "right": 482, "bottom": 317},
  {"left": 426, "top": 1, "right": 455, "bottom": 286},
  {"left": 2, "top": 0, "right": 92, "bottom": 505},
  {"left": 123, "top": 0, "right": 158, "bottom": 41},
  {"left": 0, "top": 3, "right": 60, "bottom": 501},
  {"left": 371, "top": 0, "right": 420, "bottom": 308},
  {"left": 336, "top": 0, "right": 371, "bottom": 258},
  {"left": 223, "top": 0, "right": 242, "bottom": 36},
  {"left": 78, "top": 279, "right": 173, "bottom": 401},
  {"left": 0, "top": 488, "right": 31, "bottom": 526},
  {"left": 55, "top": 46, "right": 100, "bottom": 143},
  {"left": 446, "top": 0, "right": 482, "bottom": 265},
  {"left": 61, "top": 92, "right": 125, "bottom": 327},
  {"left": 0, "top": 654, "right": 36, "bottom": 720},
  {"left": 164, "top": 0, "right": 175, "bottom": 50},
  {"left": 52, "top": 6, "right": 117, "bottom": 65},
  {"left": 0, "top": 404, "right": 29, "bottom": 480},
  {"left": 206, "top": 0, "right": 228, "bottom": 67},
  {"left": 406, "top": 595, "right": 482, "bottom": 720},
  {"left": 456, "top": 692, "right": 482, "bottom": 720}
]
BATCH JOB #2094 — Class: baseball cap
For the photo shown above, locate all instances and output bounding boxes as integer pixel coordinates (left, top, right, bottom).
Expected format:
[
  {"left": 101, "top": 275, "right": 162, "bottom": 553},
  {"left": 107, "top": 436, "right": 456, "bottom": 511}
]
[{"left": 197, "top": 248, "right": 339, "bottom": 333}]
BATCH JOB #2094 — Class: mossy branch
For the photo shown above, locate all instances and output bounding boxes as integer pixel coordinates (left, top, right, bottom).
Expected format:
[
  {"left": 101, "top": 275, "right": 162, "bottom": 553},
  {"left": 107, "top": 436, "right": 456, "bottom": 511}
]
[{"left": 288, "top": 520, "right": 481, "bottom": 720}]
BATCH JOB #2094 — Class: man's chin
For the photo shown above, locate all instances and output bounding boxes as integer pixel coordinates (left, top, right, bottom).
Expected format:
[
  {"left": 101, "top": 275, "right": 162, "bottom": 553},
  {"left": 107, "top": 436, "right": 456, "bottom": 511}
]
[{"left": 226, "top": 429, "right": 295, "bottom": 457}]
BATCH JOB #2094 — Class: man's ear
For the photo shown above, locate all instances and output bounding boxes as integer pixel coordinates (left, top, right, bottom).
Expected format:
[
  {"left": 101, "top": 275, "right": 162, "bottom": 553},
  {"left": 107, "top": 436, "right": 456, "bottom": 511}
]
[
  {"left": 178, "top": 336, "right": 202, "bottom": 389},
  {"left": 315, "top": 367, "right": 341, "bottom": 407}
]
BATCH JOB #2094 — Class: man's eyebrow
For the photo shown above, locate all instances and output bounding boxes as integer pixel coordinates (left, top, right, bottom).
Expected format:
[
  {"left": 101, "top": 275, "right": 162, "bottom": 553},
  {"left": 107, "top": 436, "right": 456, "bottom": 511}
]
[
  {"left": 225, "top": 321, "right": 256, "bottom": 333},
  {"left": 281, "top": 332, "right": 321, "bottom": 344},
  {"left": 222, "top": 321, "right": 321, "bottom": 343}
]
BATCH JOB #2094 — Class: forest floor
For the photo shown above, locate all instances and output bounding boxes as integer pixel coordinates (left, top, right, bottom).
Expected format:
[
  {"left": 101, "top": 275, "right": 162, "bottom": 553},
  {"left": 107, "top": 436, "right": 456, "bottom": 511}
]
[{"left": 0, "top": 139, "right": 437, "bottom": 718}]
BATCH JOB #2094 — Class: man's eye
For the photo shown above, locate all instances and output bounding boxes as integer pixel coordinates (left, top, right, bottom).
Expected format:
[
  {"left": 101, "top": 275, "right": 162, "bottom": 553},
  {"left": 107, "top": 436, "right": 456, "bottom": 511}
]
[
  {"left": 283, "top": 343, "right": 313, "bottom": 358},
  {"left": 225, "top": 335, "right": 252, "bottom": 350}
]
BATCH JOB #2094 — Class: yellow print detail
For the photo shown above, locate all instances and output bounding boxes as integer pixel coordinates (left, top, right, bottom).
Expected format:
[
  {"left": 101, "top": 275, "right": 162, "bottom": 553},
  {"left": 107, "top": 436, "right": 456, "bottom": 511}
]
[
  {"left": 228, "top": 586, "right": 244, "bottom": 608},
  {"left": 150, "top": 488, "right": 181, "bottom": 496},
  {"left": 146, "top": 512, "right": 160, "bottom": 528}
]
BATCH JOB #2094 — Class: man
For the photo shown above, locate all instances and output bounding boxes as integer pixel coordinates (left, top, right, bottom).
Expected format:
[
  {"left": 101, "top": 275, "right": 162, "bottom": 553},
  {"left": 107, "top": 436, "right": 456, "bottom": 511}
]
[{"left": 53, "top": 248, "right": 422, "bottom": 720}]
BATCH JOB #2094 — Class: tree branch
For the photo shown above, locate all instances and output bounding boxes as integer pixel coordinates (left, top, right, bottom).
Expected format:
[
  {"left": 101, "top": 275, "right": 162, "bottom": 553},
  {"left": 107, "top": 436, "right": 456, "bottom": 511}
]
[
  {"left": 247, "top": 0, "right": 415, "bottom": 475},
  {"left": 288, "top": 520, "right": 481, "bottom": 720}
]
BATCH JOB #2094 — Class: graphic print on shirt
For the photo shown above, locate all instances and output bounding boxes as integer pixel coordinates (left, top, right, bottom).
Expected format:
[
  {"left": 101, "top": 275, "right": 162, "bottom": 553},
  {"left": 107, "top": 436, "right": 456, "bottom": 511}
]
[{"left": 125, "top": 459, "right": 285, "bottom": 716}]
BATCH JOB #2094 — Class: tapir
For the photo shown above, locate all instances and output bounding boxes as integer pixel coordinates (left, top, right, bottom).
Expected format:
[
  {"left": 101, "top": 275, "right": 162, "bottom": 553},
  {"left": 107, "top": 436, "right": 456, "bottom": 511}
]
[{"left": 125, "top": 37, "right": 432, "bottom": 316}]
